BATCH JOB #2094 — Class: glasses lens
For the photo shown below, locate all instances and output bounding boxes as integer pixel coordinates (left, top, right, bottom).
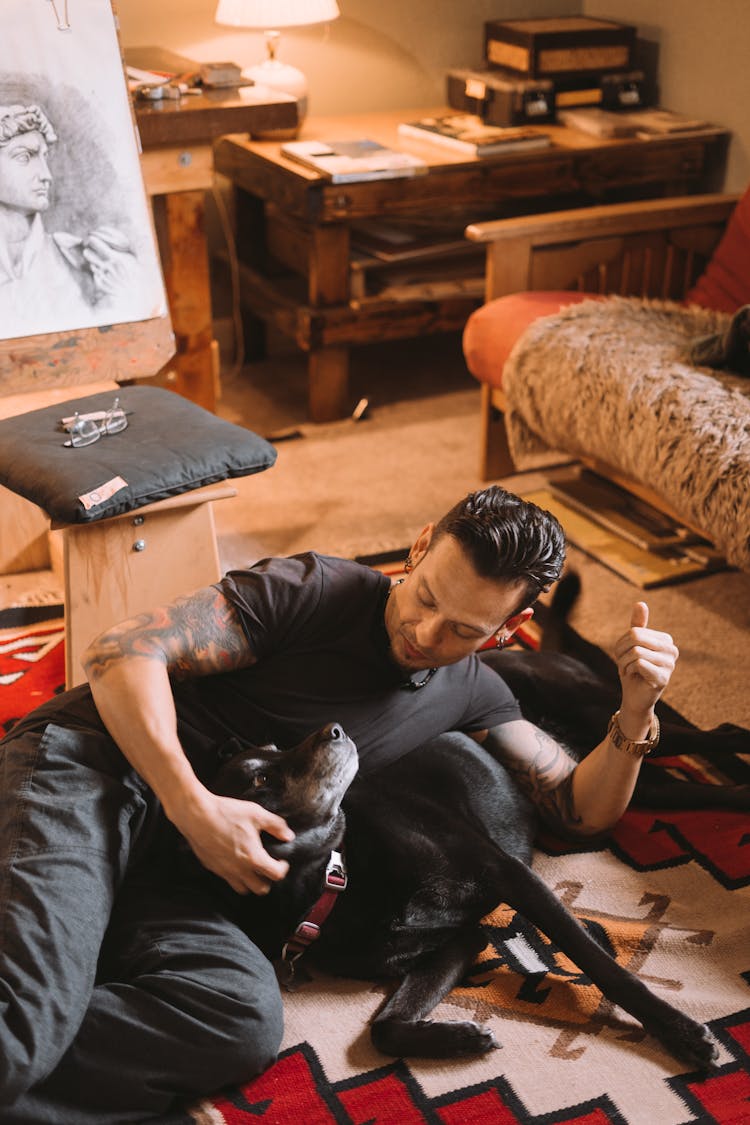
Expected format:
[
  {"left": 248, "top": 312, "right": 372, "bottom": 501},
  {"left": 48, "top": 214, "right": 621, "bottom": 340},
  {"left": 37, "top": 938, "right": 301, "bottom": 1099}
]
[
  {"left": 104, "top": 411, "right": 128, "bottom": 435},
  {"left": 63, "top": 398, "right": 129, "bottom": 447},
  {"left": 70, "top": 419, "right": 102, "bottom": 447}
]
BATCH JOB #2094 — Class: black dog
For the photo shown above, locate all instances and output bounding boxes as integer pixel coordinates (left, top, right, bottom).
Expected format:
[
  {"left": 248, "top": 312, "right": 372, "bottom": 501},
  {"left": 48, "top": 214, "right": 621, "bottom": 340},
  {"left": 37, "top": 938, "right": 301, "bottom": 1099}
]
[
  {"left": 211, "top": 721, "right": 719, "bottom": 1068},
  {"left": 480, "top": 571, "right": 750, "bottom": 812}
]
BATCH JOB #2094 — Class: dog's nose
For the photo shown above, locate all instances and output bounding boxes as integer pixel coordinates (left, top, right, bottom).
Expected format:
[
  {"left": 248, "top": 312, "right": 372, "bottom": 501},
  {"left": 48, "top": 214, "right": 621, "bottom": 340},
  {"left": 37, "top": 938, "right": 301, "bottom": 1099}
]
[{"left": 324, "top": 723, "right": 345, "bottom": 740}]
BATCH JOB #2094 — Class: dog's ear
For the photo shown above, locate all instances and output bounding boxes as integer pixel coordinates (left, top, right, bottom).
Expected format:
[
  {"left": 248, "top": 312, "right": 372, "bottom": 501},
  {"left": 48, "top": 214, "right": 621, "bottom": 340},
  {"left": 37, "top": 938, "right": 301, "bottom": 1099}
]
[{"left": 216, "top": 737, "right": 281, "bottom": 763}]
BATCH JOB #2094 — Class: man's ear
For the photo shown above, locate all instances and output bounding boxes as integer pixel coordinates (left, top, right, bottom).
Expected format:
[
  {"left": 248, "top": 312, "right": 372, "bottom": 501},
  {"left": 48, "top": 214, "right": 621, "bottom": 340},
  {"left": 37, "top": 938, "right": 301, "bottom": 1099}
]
[
  {"left": 501, "top": 607, "right": 534, "bottom": 642},
  {"left": 408, "top": 523, "right": 435, "bottom": 568}
]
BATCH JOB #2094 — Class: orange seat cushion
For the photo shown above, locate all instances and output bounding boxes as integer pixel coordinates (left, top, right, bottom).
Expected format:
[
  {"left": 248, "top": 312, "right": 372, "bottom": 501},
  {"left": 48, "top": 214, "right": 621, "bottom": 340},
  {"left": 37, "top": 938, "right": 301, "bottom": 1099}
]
[
  {"left": 685, "top": 185, "right": 750, "bottom": 313},
  {"left": 463, "top": 290, "right": 595, "bottom": 390}
]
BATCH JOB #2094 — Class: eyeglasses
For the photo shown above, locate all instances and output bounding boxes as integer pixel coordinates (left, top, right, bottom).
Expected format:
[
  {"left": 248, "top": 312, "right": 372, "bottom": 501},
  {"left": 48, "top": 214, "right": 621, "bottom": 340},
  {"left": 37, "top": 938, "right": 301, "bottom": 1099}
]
[{"left": 62, "top": 398, "right": 128, "bottom": 448}]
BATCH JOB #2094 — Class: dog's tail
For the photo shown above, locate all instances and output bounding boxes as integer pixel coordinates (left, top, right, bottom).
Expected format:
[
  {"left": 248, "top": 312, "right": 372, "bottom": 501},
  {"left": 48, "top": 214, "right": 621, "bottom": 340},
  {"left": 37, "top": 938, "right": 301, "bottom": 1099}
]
[{"left": 539, "top": 570, "right": 581, "bottom": 653}]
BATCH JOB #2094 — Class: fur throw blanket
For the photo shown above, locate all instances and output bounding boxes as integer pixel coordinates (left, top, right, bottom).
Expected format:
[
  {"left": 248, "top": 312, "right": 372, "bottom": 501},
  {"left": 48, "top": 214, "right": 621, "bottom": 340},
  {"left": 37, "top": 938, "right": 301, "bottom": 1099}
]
[{"left": 503, "top": 297, "right": 750, "bottom": 571}]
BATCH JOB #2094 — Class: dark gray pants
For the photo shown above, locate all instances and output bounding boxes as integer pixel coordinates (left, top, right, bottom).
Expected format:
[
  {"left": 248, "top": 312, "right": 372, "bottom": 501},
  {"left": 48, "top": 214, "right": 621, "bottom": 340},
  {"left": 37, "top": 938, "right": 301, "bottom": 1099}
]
[{"left": 0, "top": 719, "right": 283, "bottom": 1123}]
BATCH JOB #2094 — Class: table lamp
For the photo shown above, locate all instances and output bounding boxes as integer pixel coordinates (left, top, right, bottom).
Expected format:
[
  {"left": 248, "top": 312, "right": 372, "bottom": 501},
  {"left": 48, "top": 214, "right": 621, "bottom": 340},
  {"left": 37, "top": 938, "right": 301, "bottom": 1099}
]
[{"left": 215, "top": 0, "right": 340, "bottom": 122}]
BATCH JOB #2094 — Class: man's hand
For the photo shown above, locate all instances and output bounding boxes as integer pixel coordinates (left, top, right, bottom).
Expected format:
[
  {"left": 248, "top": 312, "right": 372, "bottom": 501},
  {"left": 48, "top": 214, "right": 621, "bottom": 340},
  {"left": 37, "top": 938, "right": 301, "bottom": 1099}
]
[
  {"left": 177, "top": 791, "right": 295, "bottom": 896},
  {"left": 613, "top": 602, "right": 678, "bottom": 731}
]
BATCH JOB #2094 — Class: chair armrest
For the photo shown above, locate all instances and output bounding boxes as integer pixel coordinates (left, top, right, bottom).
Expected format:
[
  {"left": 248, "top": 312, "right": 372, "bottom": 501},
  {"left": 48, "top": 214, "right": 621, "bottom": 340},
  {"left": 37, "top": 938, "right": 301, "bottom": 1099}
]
[
  {"left": 466, "top": 193, "right": 740, "bottom": 300},
  {"left": 465, "top": 193, "right": 740, "bottom": 247}
]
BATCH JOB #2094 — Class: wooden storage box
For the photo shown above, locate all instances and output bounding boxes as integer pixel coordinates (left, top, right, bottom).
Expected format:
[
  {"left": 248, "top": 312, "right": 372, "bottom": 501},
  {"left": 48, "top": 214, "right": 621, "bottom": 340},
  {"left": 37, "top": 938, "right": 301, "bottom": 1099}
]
[
  {"left": 484, "top": 16, "right": 635, "bottom": 81},
  {"left": 446, "top": 68, "right": 555, "bottom": 126}
]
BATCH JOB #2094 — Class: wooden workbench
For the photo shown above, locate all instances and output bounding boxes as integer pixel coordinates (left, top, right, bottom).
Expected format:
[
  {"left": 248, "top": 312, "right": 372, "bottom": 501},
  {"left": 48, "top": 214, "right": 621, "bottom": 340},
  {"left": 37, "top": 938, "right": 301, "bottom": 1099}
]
[{"left": 215, "top": 107, "right": 728, "bottom": 421}]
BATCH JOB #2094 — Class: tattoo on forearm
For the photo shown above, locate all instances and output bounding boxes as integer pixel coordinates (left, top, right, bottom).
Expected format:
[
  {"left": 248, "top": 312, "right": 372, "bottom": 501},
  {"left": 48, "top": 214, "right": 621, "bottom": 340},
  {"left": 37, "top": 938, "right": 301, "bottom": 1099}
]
[
  {"left": 84, "top": 589, "right": 251, "bottom": 681},
  {"left": 505, "top": 728, "right": 582, "bottom": 831}
]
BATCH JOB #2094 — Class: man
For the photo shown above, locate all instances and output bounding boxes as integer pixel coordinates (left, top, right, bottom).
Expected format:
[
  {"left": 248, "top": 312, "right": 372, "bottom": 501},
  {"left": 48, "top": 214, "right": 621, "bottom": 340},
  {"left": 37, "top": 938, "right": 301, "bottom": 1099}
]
[
  {"left": 0, "top": 487, "right": 677, "bottom": 1122},
  {"left": 0, "top": 102, "right": 139, "bottom": 337}
]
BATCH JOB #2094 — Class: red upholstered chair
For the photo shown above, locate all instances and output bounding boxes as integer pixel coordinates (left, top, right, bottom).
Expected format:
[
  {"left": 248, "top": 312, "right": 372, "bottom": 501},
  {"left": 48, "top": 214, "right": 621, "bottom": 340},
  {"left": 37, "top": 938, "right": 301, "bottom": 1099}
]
[{"left": 463, "top": 189, "right": 749, "bottom": 484}]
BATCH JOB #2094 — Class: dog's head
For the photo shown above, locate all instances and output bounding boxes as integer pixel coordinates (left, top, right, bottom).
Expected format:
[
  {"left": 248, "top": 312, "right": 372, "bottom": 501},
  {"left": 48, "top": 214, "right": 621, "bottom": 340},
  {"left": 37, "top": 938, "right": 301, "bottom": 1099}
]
[{"left": 212, "top": 722, "right": 359, "bottom": 846}]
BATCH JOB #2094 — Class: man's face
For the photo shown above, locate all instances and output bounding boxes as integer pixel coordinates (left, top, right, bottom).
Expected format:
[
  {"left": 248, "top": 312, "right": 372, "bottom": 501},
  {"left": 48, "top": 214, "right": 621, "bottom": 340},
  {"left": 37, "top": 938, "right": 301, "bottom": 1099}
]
[
  {"left": 0, "top": 131, "right": 52, "bottom": 214},
  {"left": 384, "top": 530, "right": 530, "bottom": 673}
]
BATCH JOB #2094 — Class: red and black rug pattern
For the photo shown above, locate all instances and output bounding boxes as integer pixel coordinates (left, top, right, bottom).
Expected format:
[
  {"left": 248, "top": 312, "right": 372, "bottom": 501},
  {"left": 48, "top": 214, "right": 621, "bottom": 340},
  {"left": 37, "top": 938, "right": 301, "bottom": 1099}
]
[{"left": 1, "top": 606, "right": 749, "bottom": 1125}]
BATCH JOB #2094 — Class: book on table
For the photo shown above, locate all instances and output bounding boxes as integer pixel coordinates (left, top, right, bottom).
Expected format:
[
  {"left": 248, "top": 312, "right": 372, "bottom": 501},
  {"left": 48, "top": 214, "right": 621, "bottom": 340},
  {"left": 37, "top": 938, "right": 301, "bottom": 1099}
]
[
  {"left": 559, "top": 105, "right": 709, "bottom": 139},
  {"left": 628, "top": 108, "right": 709, "bottom": 135},
  {"left": 279, "top": 138, "right": 428, "bottom": 182},
  {"left": 396, "top": 114, "right": 551, "bottom": 157}
]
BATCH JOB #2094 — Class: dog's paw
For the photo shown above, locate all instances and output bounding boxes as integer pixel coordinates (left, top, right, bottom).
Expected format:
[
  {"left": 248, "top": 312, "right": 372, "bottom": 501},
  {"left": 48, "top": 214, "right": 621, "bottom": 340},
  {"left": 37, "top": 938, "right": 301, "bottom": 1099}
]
[
  {"left": 372, "top": 1016, "right": 499, "bottom": 1058},
  {"left": 650, "top": 1012, "right": 720, "bottom": 1070}
]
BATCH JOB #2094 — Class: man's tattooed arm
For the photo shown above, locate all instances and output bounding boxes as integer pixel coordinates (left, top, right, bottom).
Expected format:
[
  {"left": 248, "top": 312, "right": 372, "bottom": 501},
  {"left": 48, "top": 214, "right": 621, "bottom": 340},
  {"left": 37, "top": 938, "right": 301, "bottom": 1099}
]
[
  {"left": 480, "top": 720, "right": 592, "bottom": 837},
  {"left": 83, "top": 586, "right": 254, "bottom": 682}
]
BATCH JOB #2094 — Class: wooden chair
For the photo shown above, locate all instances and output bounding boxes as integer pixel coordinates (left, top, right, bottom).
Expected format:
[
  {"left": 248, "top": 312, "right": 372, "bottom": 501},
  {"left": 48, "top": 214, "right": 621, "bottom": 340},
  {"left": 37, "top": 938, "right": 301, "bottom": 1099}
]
[{"left": 463, "top": 193, "right": 742, "bottom": 514}]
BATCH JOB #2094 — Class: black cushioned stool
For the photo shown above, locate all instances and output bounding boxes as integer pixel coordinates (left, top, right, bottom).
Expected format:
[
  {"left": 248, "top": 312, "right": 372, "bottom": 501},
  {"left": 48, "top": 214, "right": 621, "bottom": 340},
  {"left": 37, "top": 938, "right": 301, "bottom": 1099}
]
[{"left": 0, "top": 385, "right": 277, "bottom": 687}]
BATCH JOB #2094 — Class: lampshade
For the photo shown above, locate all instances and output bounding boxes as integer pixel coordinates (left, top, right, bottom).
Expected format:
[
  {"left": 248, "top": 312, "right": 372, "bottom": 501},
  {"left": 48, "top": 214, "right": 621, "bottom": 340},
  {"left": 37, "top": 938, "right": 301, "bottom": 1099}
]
[
  {"left": 215, "top": 0, "right": 340, "bottom": 29},
  {"left": 215, "top": 0, "right": 339, "bottom": 130}
]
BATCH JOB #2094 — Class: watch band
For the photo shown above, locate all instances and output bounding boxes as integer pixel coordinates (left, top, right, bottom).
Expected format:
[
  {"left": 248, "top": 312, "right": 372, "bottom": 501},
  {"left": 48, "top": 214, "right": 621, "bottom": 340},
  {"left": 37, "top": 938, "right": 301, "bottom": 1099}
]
[{"left": 607, "top": 709, "right": 660, "bottom": 757}]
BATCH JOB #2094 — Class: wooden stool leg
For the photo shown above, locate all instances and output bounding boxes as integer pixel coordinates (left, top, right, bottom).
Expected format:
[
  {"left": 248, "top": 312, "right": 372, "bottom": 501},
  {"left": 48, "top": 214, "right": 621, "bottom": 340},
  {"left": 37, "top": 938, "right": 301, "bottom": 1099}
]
[{"left": 62, "top": 489, "right": 233, "bottom": 688}]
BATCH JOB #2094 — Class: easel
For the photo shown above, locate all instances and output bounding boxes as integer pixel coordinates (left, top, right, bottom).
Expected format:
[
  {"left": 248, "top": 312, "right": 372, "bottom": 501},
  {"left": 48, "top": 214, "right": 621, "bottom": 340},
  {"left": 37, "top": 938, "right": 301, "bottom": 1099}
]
[{"left": 0, "top": 0, "right": 235, "bottom": 685}]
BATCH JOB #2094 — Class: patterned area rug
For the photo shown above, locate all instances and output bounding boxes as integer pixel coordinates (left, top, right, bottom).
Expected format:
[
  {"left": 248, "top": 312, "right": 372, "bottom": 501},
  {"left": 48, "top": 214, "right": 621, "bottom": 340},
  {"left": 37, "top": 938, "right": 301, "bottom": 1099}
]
[{"left": 2, "top": 617, "right": 749, "bottom": 1125}]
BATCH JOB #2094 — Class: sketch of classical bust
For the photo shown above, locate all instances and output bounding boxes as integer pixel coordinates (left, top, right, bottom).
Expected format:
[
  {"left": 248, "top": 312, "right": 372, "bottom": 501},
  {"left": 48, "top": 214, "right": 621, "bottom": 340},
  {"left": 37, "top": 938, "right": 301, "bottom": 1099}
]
[{"left": 0, "top": 102, "right": 145, "bottom": 338}]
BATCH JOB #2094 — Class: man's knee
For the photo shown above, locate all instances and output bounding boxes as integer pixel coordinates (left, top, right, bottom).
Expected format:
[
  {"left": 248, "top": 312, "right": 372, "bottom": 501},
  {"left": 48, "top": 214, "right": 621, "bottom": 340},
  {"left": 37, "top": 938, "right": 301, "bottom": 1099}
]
[
  {"left": 188, "top": 938, "right": 284, "bottom": 1087},
  {"left": 113, "top": 903, "right": 286, "bottom": 1088}
]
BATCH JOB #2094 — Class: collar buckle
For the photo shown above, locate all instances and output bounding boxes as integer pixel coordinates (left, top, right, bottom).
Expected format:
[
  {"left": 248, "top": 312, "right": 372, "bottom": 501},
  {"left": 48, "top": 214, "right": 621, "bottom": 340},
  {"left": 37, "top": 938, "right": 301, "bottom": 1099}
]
[{"left": 325, "top": 849, "right": 347, "bottom": 890}]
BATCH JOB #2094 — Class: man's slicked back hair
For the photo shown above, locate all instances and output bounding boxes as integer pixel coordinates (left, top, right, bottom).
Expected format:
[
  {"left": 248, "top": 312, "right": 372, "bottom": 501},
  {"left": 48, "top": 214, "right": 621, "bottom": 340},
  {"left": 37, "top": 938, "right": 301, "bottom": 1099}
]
[{"left": 432, "top": 486, "right": 566, "bottom": 608}]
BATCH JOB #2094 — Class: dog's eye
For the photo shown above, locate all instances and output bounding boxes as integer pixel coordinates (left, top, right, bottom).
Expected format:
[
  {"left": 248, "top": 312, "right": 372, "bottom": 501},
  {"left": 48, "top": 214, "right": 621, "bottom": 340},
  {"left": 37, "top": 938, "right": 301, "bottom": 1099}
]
[{"left": 252, "top": 773, "right": 268, "bottom": 789}]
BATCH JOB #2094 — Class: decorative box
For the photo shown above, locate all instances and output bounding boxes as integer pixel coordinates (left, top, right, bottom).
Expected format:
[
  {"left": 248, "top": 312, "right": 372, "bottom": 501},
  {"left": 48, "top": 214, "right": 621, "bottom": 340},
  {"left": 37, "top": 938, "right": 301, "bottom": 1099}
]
[
  {"left": 484, "top": 16, "right": 636, "bottom": 81},
  {"left": 555, "top": 69, "right": 649, "bottom": 110},
  {"left": 446, "top": 68, "right": 555, "bottom": 126}
]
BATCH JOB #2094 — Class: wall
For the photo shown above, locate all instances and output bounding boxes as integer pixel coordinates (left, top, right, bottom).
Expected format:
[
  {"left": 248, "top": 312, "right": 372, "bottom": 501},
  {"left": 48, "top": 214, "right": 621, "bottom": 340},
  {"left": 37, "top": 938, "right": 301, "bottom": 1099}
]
[
  {"left": 583, "top": 0, "right": 749, "bottom": 190},
  {"left": 118, "top": 1, "right": 571, "bottom": 117},
  {"left": 117, "top": 1, "right": 749, "bottom": 189}
]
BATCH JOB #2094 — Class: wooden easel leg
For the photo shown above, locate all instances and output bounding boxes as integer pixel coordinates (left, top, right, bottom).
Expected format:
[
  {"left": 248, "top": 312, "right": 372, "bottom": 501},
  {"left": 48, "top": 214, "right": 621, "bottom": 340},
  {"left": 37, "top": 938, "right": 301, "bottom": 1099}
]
[{"left": 152, "top": 191, "right": 217, "bottom": 412}]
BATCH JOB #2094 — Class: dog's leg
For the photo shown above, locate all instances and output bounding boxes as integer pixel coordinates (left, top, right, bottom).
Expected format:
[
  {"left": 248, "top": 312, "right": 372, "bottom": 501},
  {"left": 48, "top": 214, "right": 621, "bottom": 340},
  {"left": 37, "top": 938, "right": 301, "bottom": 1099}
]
[
  {"left": 635, "top": 774, "right": 750, "bottom": 810},
  {"left": 498, "top": 850, "right": 719, "bottom": 1069},
  {"left": 371, "top": 928, "right": 496, "bottom": 1058}
]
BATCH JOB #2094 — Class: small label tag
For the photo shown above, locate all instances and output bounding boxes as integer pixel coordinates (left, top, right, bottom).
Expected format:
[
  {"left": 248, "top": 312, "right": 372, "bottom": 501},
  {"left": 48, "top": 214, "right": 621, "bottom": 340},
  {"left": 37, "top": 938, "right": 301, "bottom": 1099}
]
[{"left": 78, "top": 475, "right": 128, "bottom": 511}]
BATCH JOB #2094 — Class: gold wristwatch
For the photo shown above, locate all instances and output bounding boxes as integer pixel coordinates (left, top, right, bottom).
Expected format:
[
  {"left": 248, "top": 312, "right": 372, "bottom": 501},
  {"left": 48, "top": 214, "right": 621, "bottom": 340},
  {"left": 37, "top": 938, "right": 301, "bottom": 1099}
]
[{"left": 607, "top": 710, "right": 660, "bottom": 757}]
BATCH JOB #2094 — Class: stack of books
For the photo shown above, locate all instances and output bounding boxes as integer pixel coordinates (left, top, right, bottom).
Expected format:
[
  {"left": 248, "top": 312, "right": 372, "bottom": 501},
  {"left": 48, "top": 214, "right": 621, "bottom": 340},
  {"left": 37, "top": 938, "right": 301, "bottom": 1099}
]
[{"left": 396, "top": 114, "right": 552, "bottom": 157}]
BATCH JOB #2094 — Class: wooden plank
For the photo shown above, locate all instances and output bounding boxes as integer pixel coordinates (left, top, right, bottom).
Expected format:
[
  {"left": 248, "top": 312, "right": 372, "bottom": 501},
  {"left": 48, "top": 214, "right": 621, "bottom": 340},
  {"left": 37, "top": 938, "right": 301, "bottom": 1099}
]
[
  {"left": 140, "top": 144, "right": 214, "bottom": 196},
  {"left": 133, "top": 83, "right": 298, "bottom": 149},
  {"left": 308, "top": 225, "right": 350, "bottom": 305},
  {"left": 0, "top": 317, "right": 174, "bottom": 396},
  {"left": 486, "top": 236, "right": 533, "bottom": 296},
  {"left": 308, "top": 348, "right": 349, "bottom": 422},
  {"left": 62, "top": 493, "right": 229, "bottom": 686},
  {"left": 466, "top": 193, "right": 739, "bottom": 245},
  {"left": 522, "top": 487, "right": 722, "bottom": 589},
  {"left": 150, "top": 191, "right": 216, "bottom": 410}
]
